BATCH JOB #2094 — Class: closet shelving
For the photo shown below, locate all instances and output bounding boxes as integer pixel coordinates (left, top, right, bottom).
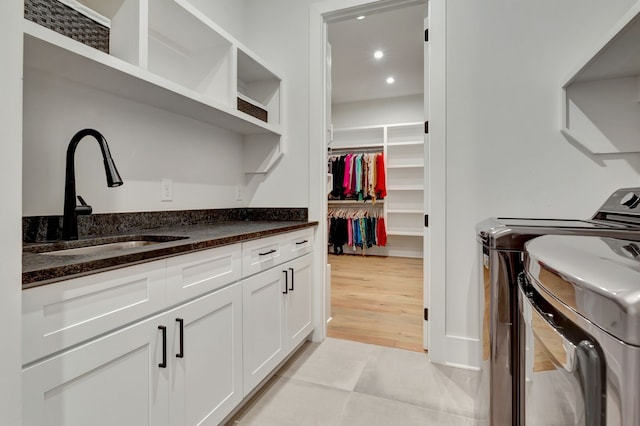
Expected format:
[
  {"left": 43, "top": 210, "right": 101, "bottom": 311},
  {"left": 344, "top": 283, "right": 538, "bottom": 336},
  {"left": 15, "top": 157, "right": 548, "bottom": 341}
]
[
  {"left": 560, "top": 1, "right": 640, "bottom": 154},
  {"left": 24, "top": 0, "right": 283, "bottom": 173},
  {"left": 385, "top": 123, "right": 424, "bottom": 240},
  {"left": 329, "top": 122, "right": 424, "bottom": 258}
]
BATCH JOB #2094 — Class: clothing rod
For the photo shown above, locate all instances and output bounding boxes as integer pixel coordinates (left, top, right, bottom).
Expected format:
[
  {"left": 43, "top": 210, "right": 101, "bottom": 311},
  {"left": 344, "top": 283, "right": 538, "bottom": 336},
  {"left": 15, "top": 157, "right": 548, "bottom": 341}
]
[{"left": 328, "top": 147, "right": 383, "bottom": 154}]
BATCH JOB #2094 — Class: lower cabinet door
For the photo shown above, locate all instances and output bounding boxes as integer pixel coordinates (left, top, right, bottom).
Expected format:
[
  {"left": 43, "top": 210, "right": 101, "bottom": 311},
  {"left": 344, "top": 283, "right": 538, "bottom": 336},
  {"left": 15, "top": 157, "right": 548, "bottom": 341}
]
[
  {"left": 169, "top": 283, "right": 243, "bottom": 426},
  {"left": 284, "top": 254, "right": 313, "bottom": 350},
  {"left": 242, "top": 266, "right": 286, "bottom": 394},
  {"left": 22, "top": 313, "right": 169, "bottom": 426}
]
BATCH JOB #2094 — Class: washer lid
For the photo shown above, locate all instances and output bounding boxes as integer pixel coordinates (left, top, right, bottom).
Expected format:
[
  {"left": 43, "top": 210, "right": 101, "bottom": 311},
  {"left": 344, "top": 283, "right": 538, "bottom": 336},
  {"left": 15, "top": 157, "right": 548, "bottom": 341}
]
[{"left": 525, "top": 234, "right": 640, "bottom": 346}]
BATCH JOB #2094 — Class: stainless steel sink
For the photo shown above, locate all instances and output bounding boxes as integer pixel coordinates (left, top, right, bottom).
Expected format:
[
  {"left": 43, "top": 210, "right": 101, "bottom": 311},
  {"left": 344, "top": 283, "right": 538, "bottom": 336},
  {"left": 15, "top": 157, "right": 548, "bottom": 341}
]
[
  {"left": 24, "top": 235, "right": 188, "bottom": 256},
  {"left": 44, "top": 240, "right": 161, "bottom": 256}
]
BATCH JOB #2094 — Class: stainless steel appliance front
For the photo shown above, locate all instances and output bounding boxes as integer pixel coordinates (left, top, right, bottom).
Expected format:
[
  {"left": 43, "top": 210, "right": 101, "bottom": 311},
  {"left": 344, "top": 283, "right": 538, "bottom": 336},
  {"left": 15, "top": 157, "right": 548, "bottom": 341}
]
[
  {"left": 520, "top": 234, "right": 640, "bottom": 425},
  {"left": 476, "top": 187, "right": 640, "bottom": 426}
]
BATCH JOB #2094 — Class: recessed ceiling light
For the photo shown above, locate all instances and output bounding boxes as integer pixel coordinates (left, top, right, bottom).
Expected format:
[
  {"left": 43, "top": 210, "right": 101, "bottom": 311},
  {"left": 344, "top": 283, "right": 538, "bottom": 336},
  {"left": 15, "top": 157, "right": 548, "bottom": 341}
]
[
  {"left": 374, "top": 50, "right": 384, "bottom": 59},
  {"left": 356, "top": 15, "right": 366, "bottom": 20},
  {"left": 386, "top": 76, "right": 395, "bottom": 84}
]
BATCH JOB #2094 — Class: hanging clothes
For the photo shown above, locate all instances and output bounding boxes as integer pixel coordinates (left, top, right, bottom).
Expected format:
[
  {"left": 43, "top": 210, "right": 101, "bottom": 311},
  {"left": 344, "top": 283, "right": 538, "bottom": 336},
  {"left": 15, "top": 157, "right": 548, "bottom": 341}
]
[
  {"left": 327, "top": 207, "right": 387, "bottom": 254},
  {"left": 328, "top": 150, "right": 386, "bottom": 202}
]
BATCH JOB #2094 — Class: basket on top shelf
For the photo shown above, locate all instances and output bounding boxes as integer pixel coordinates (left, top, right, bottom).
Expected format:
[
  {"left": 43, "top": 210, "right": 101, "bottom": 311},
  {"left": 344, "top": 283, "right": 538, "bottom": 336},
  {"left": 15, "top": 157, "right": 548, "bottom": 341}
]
[
  {"left": 24, "top": 0, "right": 110, "bottom": 54},
  {"left": 237, "top": 95, "right": 268, "bottom": 123}
]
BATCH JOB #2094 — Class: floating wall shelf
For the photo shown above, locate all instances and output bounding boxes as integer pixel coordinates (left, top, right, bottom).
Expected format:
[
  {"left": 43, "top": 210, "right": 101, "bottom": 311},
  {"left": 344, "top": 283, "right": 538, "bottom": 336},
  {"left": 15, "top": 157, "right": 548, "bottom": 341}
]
[{"left": 561, "top": 1, "right": 640, "bottom": 154}]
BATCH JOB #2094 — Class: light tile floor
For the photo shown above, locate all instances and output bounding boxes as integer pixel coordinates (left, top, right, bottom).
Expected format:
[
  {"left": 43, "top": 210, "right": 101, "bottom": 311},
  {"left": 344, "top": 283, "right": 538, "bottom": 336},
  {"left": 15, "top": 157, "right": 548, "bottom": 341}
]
[{"left": 225, "top": 338, "right": 489, "bottom": 426}]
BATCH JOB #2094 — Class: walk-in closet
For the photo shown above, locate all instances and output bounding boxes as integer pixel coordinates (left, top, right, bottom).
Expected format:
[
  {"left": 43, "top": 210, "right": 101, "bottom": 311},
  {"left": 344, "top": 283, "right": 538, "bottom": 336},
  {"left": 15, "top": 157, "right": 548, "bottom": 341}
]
[{"left": 325, "top": 2, "right": 427, "bottom": 352}]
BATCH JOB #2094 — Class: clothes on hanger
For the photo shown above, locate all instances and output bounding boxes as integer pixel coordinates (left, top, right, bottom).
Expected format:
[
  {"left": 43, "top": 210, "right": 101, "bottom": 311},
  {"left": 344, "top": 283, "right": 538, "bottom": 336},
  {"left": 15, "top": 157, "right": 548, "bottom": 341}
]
[
  {"left": 328, "top": 207, "right": 387, "bottom": 255},
  {"left": 328, "top": 152, "right": 386, "bottom": 201}
]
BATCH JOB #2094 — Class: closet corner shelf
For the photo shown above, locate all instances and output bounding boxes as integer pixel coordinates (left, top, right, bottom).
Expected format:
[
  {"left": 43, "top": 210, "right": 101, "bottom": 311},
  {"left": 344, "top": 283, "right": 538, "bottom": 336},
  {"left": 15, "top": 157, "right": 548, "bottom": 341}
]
[
  {"left": 386, "top": 141, "right": 424, "bottom": 147},
  {"left": 23, "top": 20, "right": 282, "bottom": 137},
  {"left": 386, "top": 230, "right": 423, "bottom": 237},
  {"left": 387, "top": 209, "right": 423, "bottom": 214},
  {"left": 386, "top": 163, "right": 424, "bottom": 169}
]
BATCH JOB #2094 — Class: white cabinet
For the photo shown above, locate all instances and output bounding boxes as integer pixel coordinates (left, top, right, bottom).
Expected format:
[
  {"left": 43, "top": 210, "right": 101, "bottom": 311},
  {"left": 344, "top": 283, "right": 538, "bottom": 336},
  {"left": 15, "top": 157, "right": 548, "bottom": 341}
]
[
  {"left": 241, "top": 264, "right": 285, "bottom": 393},
  {"left": 23, "top": 311, "right": 170, "bottom": 426},
  {"left": 166, "top": 243, "right": 241, "bottom": 306},
  {"left": 23, "top": 228, "right": 315, "bottom": 425},
  {"left": 283, "top": 254, "right": 313, "bottom": 350},
  {"left": 22, "top": 259, "right": 167, "bottom": 365},
  {"left": 24, "top": 283, "right": 243, "bottom": 426},
  {"left": 242, "top": 253, "right": 313, "bottom": 393},
  {"left": 241, "top": 233, "right": 286, "bottom": 277},
  {"left": 168, "top": 283, "right": 243, "bottom": 426}
]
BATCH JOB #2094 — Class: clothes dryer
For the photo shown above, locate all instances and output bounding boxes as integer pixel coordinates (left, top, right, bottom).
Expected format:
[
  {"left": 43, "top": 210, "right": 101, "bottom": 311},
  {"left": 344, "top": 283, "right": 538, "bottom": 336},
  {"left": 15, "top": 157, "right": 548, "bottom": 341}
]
[
  {"left": 476, "top": 187, "right": 640, "bottom": 426},
  {"left": 520, "top": 234, "right": 640, "bottom": 425}
]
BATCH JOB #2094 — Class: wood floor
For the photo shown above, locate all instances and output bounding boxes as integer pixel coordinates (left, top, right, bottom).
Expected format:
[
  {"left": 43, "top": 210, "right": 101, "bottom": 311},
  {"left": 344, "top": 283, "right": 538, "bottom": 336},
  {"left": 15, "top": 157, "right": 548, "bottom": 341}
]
[{"left": 327, "top": 254, "right": 425, "bottom": 352}]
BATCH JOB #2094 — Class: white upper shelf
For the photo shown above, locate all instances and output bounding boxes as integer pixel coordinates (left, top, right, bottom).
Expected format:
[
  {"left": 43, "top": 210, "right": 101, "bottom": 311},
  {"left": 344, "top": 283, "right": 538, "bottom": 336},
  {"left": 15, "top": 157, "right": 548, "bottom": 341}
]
[
  {"left": 561, "top": 1, "right": 640, "bottom": 154},
  {"left": 566, "top": 1, "right": 640, "bottom": 84},
  {"left": 23, "top": 18, "right": 282, "bottom": 137}
]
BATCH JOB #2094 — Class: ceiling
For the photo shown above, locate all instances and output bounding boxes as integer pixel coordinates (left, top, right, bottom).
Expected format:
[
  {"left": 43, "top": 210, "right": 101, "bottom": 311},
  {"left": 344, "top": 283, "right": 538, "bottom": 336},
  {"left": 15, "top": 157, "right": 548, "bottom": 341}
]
[{"left": 328, "top": 3, "right": 426, "bottom": 105}]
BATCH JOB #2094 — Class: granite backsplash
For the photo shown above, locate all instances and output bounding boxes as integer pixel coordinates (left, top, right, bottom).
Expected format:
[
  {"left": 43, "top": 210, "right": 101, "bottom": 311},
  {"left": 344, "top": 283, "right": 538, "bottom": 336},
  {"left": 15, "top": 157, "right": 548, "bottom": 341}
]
[{"left": 23, "top": 208, "right": 308, "bottom": 243}]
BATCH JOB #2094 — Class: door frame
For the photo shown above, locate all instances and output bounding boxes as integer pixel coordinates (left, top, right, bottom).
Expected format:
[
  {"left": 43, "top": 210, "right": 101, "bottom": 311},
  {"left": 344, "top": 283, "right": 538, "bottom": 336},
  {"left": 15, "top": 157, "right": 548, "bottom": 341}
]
[{"left": 308, "top": 0, "right": 447, "bottom": 363}]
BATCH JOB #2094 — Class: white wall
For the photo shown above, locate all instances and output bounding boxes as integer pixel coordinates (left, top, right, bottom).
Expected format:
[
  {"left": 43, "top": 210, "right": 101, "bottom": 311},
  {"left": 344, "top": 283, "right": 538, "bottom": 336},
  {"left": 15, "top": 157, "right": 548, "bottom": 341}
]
[
  {"left": 0, "top": 1, "right": 23, "bottom": 424},
  {"left": 242, "top": 1, "right": 314, "bottom": 208},
  {"left": 444, "top": 0, "right": 640, "bottom": 367},
  {"left": 253, "top": 0, "right": 640, "bottom": 368},
  {"left": 331, "top": 94, "right": 423, "bottom": 128},
  {"left": 23, "top": 68, "right": 247, "bottom": 216},
  {"left": 182, "top": 0, "right": 248, "bottom": 43}
]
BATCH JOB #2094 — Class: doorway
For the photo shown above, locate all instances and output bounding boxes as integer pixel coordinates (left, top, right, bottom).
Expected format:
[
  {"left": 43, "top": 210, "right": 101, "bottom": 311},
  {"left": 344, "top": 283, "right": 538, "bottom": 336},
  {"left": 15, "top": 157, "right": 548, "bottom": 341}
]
[{"left": 324, "top": 2, "right": 428, "bottom": 352}]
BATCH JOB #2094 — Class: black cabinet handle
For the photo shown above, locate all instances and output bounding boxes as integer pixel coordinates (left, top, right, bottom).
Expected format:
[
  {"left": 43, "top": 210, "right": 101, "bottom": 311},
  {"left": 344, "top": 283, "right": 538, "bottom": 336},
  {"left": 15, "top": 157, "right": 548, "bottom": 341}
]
[
  {"left": 289, "top": 267, "right": 295, "bottom": 291},
  {"left": 176, "top": 318, "right": 184, "bottom": 358},
  {"left": 283, "top": 270, "right": 289, "bottom": 294},
  {"left": 295, "top": 240, "right": 308, "bottom": 245},
  {"left": 259, "top": 249, "right": 276, "bottom": 256},
  {"left": 158, "top": 325, "right": 167, "bottom": 368}
]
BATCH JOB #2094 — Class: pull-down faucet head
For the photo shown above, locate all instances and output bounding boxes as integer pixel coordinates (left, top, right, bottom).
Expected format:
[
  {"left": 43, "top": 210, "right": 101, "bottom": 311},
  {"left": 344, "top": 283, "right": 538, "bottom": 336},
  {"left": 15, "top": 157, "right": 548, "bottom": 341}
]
[{"left": 62, "top": 129, "right": 123, "bottom": 240}]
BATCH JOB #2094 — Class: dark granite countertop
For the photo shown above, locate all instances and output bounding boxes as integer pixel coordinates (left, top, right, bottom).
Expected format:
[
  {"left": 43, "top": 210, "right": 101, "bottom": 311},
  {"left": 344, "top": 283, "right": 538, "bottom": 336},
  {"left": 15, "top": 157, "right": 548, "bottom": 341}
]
[{"left": 23, "top": 218, "right": 317, "bottom": 289}]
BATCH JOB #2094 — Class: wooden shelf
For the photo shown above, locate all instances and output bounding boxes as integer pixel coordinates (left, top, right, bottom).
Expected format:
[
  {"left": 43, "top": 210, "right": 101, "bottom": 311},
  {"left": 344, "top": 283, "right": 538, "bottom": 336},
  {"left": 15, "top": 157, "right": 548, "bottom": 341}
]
[{"left": 387, "top": 209, "right": 422, "bottom": 214}]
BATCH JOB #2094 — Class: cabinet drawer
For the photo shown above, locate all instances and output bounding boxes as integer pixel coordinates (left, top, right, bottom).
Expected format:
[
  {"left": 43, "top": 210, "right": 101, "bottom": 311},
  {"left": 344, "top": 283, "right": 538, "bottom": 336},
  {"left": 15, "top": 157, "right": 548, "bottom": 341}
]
[
  {"left": 22, "top": 260, "right": 167, "bottom": 365},
  {"left": 166, "top": 243, "right": 241, "bottom": 305},
  {"left": 241, "top": 234, "right": 286, "bottom": 277},
  {"left": 283, "top": 228, "right": 314, "bottom": 261}
]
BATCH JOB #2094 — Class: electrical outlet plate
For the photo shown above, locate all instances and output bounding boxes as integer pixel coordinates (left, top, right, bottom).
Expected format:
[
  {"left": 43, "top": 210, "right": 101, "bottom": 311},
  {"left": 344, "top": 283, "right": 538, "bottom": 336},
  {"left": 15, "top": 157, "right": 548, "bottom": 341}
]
[
  {"left": 161, "top": 178, "right": 173, "bottom": 201},
  {"left": 235, "top": 184, "right": 243, "bottom": 201}
]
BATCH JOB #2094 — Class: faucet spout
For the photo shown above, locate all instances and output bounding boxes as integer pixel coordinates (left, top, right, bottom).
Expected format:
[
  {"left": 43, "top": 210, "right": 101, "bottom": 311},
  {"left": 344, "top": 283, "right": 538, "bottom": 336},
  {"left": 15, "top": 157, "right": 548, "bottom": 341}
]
[{"left": 62, "top": 129, "right": 123, "bottom": 240}]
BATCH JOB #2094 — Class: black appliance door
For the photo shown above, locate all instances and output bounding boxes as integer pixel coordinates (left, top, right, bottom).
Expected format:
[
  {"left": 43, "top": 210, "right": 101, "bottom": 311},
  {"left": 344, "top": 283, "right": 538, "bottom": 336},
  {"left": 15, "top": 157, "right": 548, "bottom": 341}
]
[{"left": 518, "top": 276, "right": 606, "bottom": 426}]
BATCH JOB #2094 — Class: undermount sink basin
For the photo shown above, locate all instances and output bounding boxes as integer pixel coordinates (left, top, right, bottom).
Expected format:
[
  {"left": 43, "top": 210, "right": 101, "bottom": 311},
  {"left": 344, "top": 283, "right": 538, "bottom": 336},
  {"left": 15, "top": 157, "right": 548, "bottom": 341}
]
[
  {"left": 45, "top": 240, "right": 160, "bottom": 256},
  {"left": 24, "top": 235, "right": 188, "bottom": 257}
]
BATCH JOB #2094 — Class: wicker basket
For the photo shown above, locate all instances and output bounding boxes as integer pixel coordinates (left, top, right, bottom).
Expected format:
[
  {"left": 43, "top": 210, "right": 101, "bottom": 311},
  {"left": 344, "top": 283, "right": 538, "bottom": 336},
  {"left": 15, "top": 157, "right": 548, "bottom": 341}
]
[
  {"left": 237, "top": 97, "right": 268, "bottom": 123},
  {"left": 25, "top": 0, "right": 110, "bottom": 53}
]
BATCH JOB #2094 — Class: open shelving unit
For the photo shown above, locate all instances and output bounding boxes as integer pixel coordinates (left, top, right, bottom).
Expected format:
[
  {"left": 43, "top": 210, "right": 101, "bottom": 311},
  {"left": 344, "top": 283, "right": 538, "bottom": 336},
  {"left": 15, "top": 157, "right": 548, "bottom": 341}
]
[
  {"left": 329, "top": 122, "right": 424, "bottom": 258},
  {"left": 561, "top": 1, "right": 640, "bottom": 154},
  {"left": 23, "top": 0, "right": 284, "bottom": 173}
]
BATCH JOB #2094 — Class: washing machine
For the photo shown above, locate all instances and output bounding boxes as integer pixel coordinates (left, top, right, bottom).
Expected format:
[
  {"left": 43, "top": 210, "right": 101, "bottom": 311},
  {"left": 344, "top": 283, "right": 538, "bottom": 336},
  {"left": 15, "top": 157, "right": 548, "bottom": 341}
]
[
  {"left": 519, "top": 234, "right": 640, "bottom": 425},
  {"left": 477, "top": 187, "right": 640, "bottom": 426}
]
